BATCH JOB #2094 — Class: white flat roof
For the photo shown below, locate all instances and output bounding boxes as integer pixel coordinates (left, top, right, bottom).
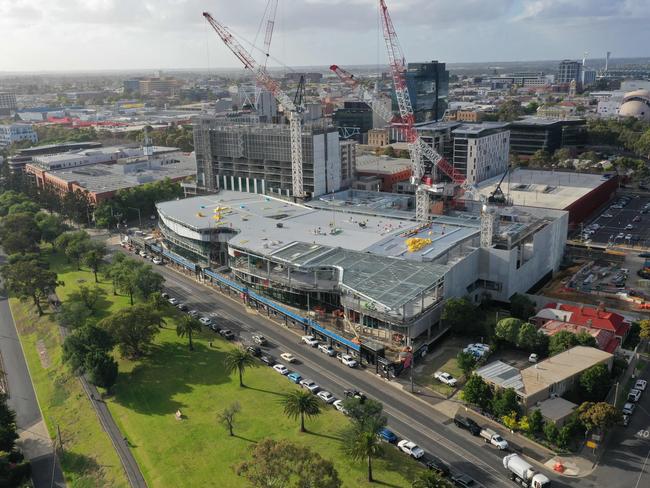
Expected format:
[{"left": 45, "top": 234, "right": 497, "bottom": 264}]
[{"left": 476, "top": 168, "right": 612, "bottom": 210}]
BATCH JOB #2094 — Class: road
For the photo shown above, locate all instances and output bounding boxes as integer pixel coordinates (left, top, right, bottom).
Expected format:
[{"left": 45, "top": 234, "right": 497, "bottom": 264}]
[
  {"left": 135, "top": 249, "right": 585, "bottom": 488},
  {"left": 0, "top": 252, "right": 65, "bottom": 488}
]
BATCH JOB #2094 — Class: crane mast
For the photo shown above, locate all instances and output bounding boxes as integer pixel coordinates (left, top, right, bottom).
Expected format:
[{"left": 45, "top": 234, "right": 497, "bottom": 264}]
[{"left": 203, "top": 11, "right": 305, "bottom": 199}]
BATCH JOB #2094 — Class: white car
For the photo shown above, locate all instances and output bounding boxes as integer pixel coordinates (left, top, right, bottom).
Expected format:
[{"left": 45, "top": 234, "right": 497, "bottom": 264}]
[
  {"left": 628, "top": 389, "right": 642, "bottom": 402},
  {"left": 528, "top": 353, "right": 538, "bottom": 363},
  {"left": 301, "top": 335, "right": 319, "bottom": 347},
  {"left": 397, "top": 439, "right": 425, "bottom": 459},
  {"left": 167, "top": 297, "right": 178, "bottom": 305},
  {"left": 317, "top": 391, "right": 336, "bottom": 404},
  {"left": 434, "top": 371, "right": 458, "bottom": 387},
  {"left": 622, "top": 402, "right": 636, "bottom": 416},
  {"left": 333, "top": 399, "right": 348, "bottom": 414},
  {"left": 318, "top": 344, "right": 336, "bottom": 356},
  {"left": 634, "top": 379, "right": 647, "bottom": 391},
  {"left": 339, "top": 354, "right": 358, "bottom": 368},
  {"left": 199, "top": 317, "right": 212, "bottom": 326},
  {"left": 272, "top": 364, "right": 289, "bottom": 375},
  {"left": 280, "top": 352, "right": 297, "bottom": 363},
  {"left": 299, "top": 379, "right": 320, "bottom": 393},
  {"left": 139, "top": 250, "right": 147, "bottom": 257},
  {"left": 152, "top": 257, "right": 162, "bottom": 265}
]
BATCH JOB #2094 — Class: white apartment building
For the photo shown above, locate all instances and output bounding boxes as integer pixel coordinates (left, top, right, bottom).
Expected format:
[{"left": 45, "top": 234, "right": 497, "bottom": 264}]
[
  {"left": 452, "top": 123, "right": 510, "bottom": 185},
  {"left": 596, "top": 91, "right": 625, "bottom": 118},
  {"left": 0, "top": 124, "right": 38, "bottom": 147}
]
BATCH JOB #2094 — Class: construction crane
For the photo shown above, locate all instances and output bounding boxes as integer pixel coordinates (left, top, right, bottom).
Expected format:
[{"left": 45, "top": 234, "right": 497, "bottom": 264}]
[
  {"left": 203, "top": 11, "right": 305, "bottom": 199},
  {"left": 377, "top": 0, "right": 469, "bottom": 220},
  {"left": 330, "top": 64, "right": 469, "bottom": 207},
  {"left": 261, "top": 0, "right": 278, "bottom": 70},
  {"left": 487, "top": 166, "right": 510, "bottom": 205}
]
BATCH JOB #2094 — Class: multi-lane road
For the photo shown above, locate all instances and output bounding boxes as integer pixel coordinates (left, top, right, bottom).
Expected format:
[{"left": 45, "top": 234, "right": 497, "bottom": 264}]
[{"left": 131, "top": 248, "right": 594, "bottom": 488}]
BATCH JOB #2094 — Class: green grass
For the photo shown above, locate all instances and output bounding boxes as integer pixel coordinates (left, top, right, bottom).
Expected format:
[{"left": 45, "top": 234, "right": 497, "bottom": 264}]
[
  {"left": 9, "top": 299, "right": 129, "bottom": 488},
  {"left": 415, "top": 355, "right": 464, "bottom": 397},
  {"left": 18, "top": 250, "right": 423, "bottom": 487}
]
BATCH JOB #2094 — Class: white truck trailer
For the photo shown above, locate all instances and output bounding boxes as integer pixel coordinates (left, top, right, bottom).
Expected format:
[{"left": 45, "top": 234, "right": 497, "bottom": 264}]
[{"left": 503, "top": 453, "right": 551, "bottom": 488}]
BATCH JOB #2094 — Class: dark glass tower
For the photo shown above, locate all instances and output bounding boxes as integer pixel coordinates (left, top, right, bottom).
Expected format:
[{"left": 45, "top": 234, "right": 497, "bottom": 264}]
[{"left": 404, "top": 61, "right": 449, "bottom": 123}]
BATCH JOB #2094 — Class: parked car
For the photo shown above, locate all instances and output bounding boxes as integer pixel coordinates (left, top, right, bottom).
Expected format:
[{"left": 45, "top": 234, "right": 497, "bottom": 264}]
[
  {"left": 634, "top": 379, "right": 647, "bottom": 391},
  {"left": 152, "top": 257, "right": 163, "bottom": 265},
  {"left": 344, "top": 389, "right": 366, "bottom": 400},
  {"left": 161, "top": 292, "right": 170, "bottom": 299},
  {"left": 602, "top": 213, "right": 613, "bottom": 218},
  {"left": 177, "top": 303, "right": 188, "bottom": 312},
  {"left": 397, "top": 439, "right": 425, "bottom": 459},
  {"left": 139, "top": 250, "right": 147, "bottom": 257},
  {"left": 318, "top": 344, "right": 336, "bottom": 356},
  {"left": 528, "top": 353, "right": 538, "bottom": 363},
  {"left": 622, "top": 414, "right": 630, "bottom": 427},
  {"left": 260, "top": 354, "right": 274, "bottom": 366},
  {"left": 317, "top": 391, "right": 336, "bottom": 404},
  {"left": 287, "top": 372, "right": 302, "bottom": 384},
  {"left": 378, "top": 428, "right": 397, "bottom": 443},
  {"left": 299, "top": 379, "right": 320, "bottom": 393},
  {"left": 426, "top": 456, "right": 450, "bottom": 477},
  {"left": 272, "top": 364, "right": 289, "bottom": 375},
  {"left": 188, "top": 310, "right": 199, "bottom": 318},
  {"left": 280, "top": 352, "right": 297, "bottom": 363},
  {"left": 628, "top": 389, "right": 642, "bottom": 402},
  {"left": 333, "top": 399, "right": 348, "bottom": 414},
  {"left": 219, "top": 329, "right": 234, "bottom": 340},
  {"left": 246, "top": 346, "right": 262, "bottom": 357},
  {"left": 252, "top": 334, "right": 267, "bottom": 346},
  {"left": 454, "top": 415, "right": 481, "bottom": 436},
  {"left": 199, "top": 317, "right": 212, "bottom": 326},
  {"left": 339, "top": 354, "right": 358, "bottom": 368},
  {"left": 622, "top": 403, "right": 636, "bottom": 415},
  {"left": 167, "top": 297, "right": 178, "bottom": 305},
  {"left": 479, "top": 427, "right": 508, "bottom": 450},
  {"left": 434, "top": 371, "right": 457, "bottom": 387},
  {"left": 301, "top": 335, "right": 319, "bottom": 347}
]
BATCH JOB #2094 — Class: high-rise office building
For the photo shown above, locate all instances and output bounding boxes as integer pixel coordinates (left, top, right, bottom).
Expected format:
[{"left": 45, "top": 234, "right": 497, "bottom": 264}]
[
  {"left": 194, "top": 117, "right": 342, "bottom": 198},
  {"left": 405, "top": 61, "right": 449, "bottom": 123},
  {"left": 332, "top": 101, "right": 373, "bottom": 142},
  {"left": 0, "top": 92, "right": 17, "bottom": 116},
  {"left": 451, "top": 123, "right": 510, "bottom": 185},
  {"left": 557, "top": 60, "right": 582, "bottom": 86}
]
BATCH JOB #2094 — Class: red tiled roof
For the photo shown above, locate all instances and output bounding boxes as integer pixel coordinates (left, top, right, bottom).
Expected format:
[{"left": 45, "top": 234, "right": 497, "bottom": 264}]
[
  {"left": 604, "top": 337, "right": 621, "bottom": 354},
  {"left": 541, "top": 303, "right": 627, "bottom": 335}
]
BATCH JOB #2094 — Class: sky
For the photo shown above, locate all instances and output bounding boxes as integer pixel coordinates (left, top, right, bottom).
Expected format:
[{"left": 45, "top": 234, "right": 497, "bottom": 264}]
[{"left": 0, "top": 0, "right": 649, "bottom": 72}]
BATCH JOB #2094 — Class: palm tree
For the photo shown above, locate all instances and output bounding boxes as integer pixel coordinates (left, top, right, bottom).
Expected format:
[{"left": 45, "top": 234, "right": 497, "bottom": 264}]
[
  {"left": 340, "top": 420, "right": 384, "bottom": 483},
  {"left": 281, "top": 390, "right": 321, "bottom": 433},
  {"left": 148, "top": 292, "right": 168, "bottom": 327},
  {"left": 176, "top": 315, "right": 201, "bottom": 351},
  {"left": 411, "top": 470, "right": 451, "bottom": 488},
  {"left": 224, "top": 348, "right": 257, "bottom": 387}
]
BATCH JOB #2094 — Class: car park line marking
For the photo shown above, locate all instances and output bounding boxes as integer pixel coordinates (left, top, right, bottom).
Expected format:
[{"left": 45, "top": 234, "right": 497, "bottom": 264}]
[{"left": 634, "top": 448, "right": 650, "bottom": 488}]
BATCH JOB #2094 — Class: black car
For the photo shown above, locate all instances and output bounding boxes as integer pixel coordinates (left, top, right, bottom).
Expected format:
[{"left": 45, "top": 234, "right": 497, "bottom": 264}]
[
  {"left": 453, "top": 415, "right": 481, "bottom": 436},
  {"left": 252, "top": 334, "right": 267, "bottom": 346},
  {"left": 451, "top": 473, "right": 478, "bottom": 487},
  {"left": 209, "top": 324, "right": 221, "bottom": 333},
  {"left": 246, "top": 345, "right": 262, "bottom": 357},
  {"left": 344, "top": 389, "right": 366, "bottom": 401},
  {"left": 219, "top": 329, "right": 234, "bottom": 340},
  {"left": 177, "top": 303, "right": 189, "bottom": 312},
  {"left": 260, "top": 354, "right": 275, "bottom": 366},
  {"left": 426, "top": 456, "right": 450, "bottom": 477}
]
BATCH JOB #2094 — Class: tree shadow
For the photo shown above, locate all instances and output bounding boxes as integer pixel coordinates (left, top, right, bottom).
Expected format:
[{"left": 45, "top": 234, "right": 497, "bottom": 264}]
[
  {"left": 60, "top": 450, "right": 103, "bottom": 479},
  {"left": 306, "top": 430, "right": 344, "bottom": 442},
  {"left": 244, "top": 386, "right": 286, "bottom": 397},
  {"left": 111, "top": 340, "right": 231, "bottom": 415},
  {"left": 232, "top": 434, "right": 257, "bottom": 443},
  {"left": 370, "top": 480, "right": 402, "bottom": 488}
]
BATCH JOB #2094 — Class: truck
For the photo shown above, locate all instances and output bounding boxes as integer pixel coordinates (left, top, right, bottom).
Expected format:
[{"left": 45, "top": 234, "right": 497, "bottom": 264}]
[
  {"left": 503, "top": 453, "right": 551, "bottom": 488},
  {"left": 480, "top": 428, "right": 509, "bottom": 450}
]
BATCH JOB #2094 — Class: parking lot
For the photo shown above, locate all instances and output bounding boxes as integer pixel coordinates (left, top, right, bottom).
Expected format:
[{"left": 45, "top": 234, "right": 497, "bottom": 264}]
[{"left": 580, "top": 193, "right": 650, "bottom": 248}]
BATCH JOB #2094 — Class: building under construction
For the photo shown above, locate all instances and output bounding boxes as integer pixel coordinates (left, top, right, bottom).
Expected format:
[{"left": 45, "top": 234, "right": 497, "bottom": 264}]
[
  {"left": 156, "top": 189, "right": 568, "bottom": 345},
  {"left": 194, "top": 116, "right": 342, "bottom": 199}
]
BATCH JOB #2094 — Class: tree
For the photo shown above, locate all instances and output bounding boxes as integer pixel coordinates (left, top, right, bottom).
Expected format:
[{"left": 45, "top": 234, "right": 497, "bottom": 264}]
[
  {"left": 98, "top": 304, "right": 160, "bottom": 358},
  {"left": 85, "top": 351, "right": 119, "bottom": 389},
  {"left": 1, "top": 257, "right": 60, "bottom": 315},
  {"left": 502, "top": 411, "right": 518, "bottom": 430},
  {"left": 579, "top": 364, "right": 612, "bottom": 402},
  {"left": 342, "top": 397, "right": 387, "bottom": 432},
  {"left": 553, "top": 148, "right": 572, "bottom": 164},
  {"left": 516, "top": 322, "right": 546, "bottom": 353},
  {"left": 224, "top": 347, "right": 257, "bottom": 387},
  {"left": 133, "top": 265, "right": 164, "bottom": 300},
  {"left": 236, "top": 438, "right": 341, "bottom": 488},
  {"left": 340, "top": 419, "right": 384, "bottom": 483},
  {"left": 148, "top": 291, "right": 168, "bottom": 327},
  {"left": 441, "top": 297, "right": 477, "bottom": 335},
  {"left": 82, "top": 241, "right": 107, "bottom": 283},
  {"left": 577, "top": 402, "right": 621, "bottom": 433},
  {"left": 0, "top": 394, "right": 31, "bottom": 487},
  {"left": 575, "top": 331, "right": 597, "bottom": 348},
  {"left": 281, "top": 390, "right": 321, "bottom": 433},
  {"left": 461, "top": 374, "right": 492, "bottom": 410},
  {"left": 495, "top": 318, "right": 522, "bottom": 345},
  {"left": 34, "top": 212, "right": 67, "bottom": 244},
  {"left": 529, "top": 408, "right": 544, "bottom": 435},
  {"left": 0, "top": 212, "right": 41, "bottom": 254},
  {"left": 176, "top": 315, "right": 202, "bottom": 351},
  {"left": 510, "top": 293, "right": 536, "bottom": 320},
  {"left": 529, "top": 149, "right": 551, "bottom": 168},
  {"left": 217, "top": 402, "right": 241, "bottom": 437},
  {"left": 491, "top": 388, "right": 520, "bottom": 418},
  {"left": 496, "top": 100, "right": 523, "bottom": 122},
  {"left": 543, "top": 421, "right": 559, "bottom": 444},
  {"left": 412, "top": 470, "right": 451, "bottom": 488},
  {"left": 56, "top": 300, "right": 93, "bottom": 329},
  {"left": 383, "top": 145, "right": 396, "bottom": 157},
  {"left": 62, "top": 324, "right": 115, "bottom": 374},
  {"left": 640, "top": 319, "right": 650, "bottom": 341},
  {"left": 457, "top": 350, "right": 477, "bottom": 376},
  {"left": 55, "top": 231, "right": 91, "bottom": 269},
  {"left": 548, "top": 330, "right": 579, "bottom": 356},
  {"left": 67, "top": 285, "right": 106, "bottom": 313},
  {"left": 580, "top": 151, "right": 599, "bottom": 164},
  {"left": 111, "top": 260, "right": 138, "bottom": 305}
]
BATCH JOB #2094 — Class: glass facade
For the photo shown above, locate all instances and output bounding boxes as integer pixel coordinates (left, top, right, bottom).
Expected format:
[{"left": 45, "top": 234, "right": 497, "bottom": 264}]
[{"left": 404, "top": 61, "right": 449, "bottom": 123}]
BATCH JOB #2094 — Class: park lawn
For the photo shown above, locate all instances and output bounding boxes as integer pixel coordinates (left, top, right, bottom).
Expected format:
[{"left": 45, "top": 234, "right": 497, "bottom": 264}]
[
  {"left": 106, "top": 328, "right": 424, "bottom": 488},
  {"left": 9, "top": 298, "right": 129, "bottom": 488}
]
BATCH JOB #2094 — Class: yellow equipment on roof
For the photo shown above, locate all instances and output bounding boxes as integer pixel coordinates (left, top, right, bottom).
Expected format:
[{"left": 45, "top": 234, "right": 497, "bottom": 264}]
[{"left": 405, "top": 237, "right": 432, "bottom": 252}]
